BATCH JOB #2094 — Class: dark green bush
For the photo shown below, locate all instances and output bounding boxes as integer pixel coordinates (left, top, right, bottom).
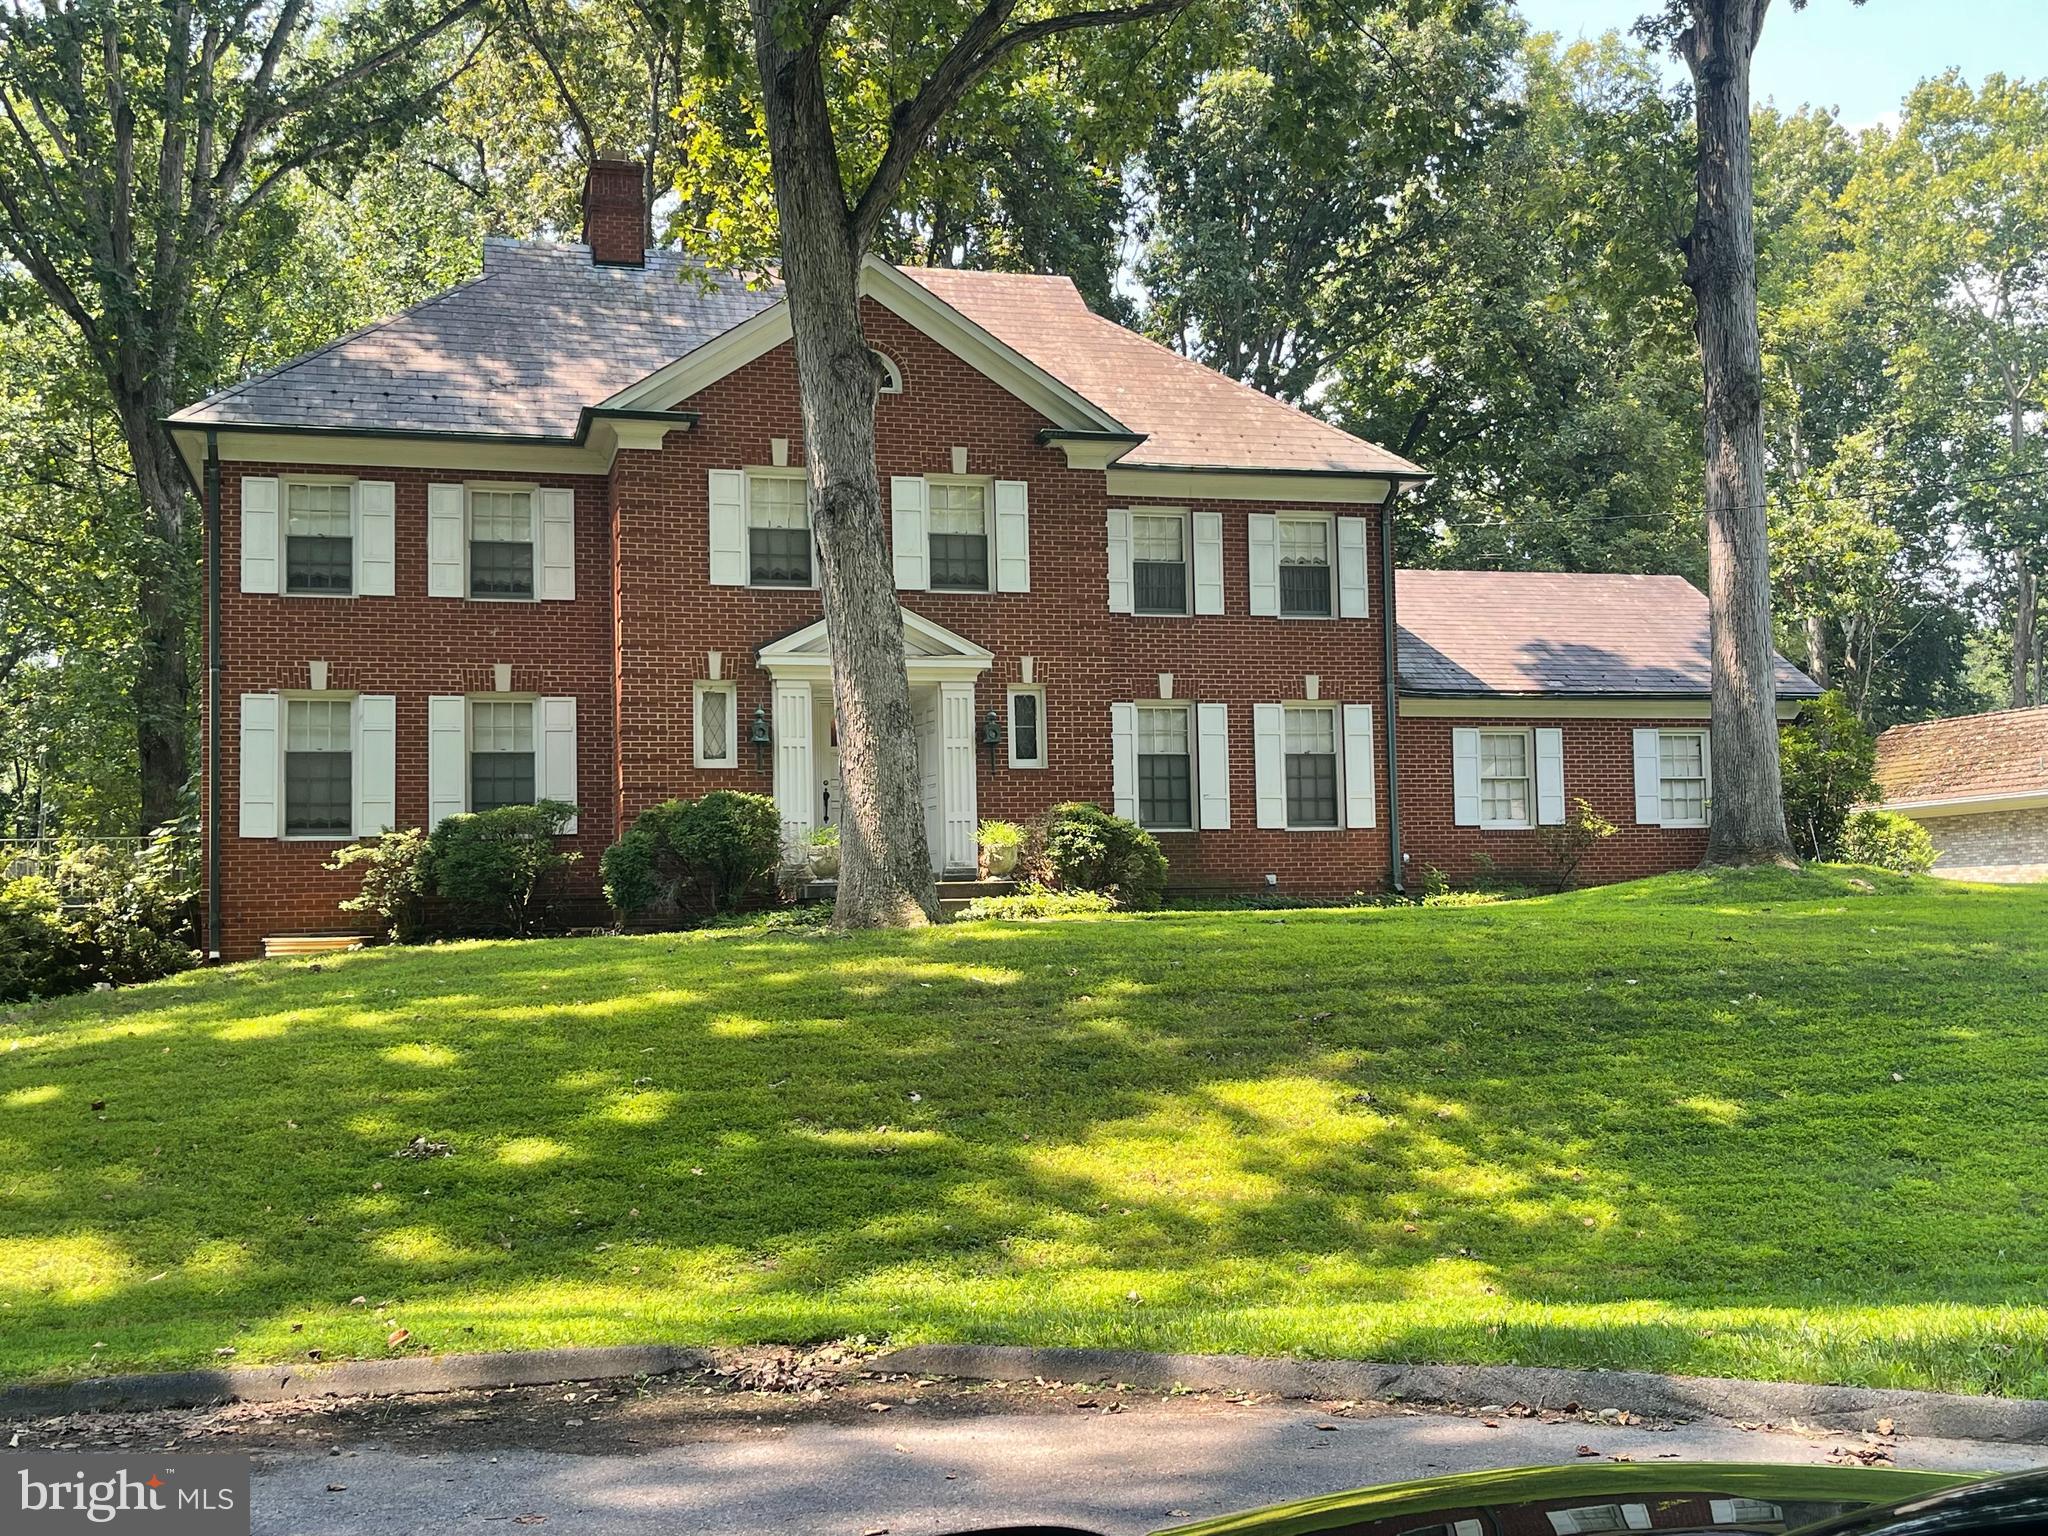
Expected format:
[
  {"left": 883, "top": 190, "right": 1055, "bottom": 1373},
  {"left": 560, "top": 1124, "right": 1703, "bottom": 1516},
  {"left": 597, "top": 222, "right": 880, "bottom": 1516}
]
[
  {"left": 1780, "top": 691, "right": 1880, "bottom": 860},
  {"left": 326, "top": 828, "right": 432, "bottom": 942},
  {"left": 1840, "top": 809, "right": 1936, "bottom": 875},
  {"left": 602, "top": 791, "right": 780, "bottom": 919},
  {"left": 0, "top": 823, "right": 199, "bottom": 1001},
  {"left": 0, "top": 876, "right": 86, "bottom": 1002},
  {"left": 1033, "top": 802, "right": 1167, "bottom": 909},
  {"left": 427, "top": 801, "right": 579, "bottom": 935}
]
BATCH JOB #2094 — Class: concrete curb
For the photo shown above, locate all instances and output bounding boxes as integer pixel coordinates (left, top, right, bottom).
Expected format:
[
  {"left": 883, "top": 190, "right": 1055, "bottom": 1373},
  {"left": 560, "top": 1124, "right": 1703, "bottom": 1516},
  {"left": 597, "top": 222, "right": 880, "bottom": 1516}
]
[
  {"left": 0, "top": 1345, "right": 713, "bottom": 1421},
  {"left": 874, "top": 1344, "right": 2048, "bottom": 1447}
]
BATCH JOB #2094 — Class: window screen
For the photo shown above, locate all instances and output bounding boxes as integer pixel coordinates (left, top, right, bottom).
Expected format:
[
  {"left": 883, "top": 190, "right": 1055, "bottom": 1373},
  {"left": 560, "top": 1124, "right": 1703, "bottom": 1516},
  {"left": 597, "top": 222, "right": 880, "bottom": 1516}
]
[
  {"left": 469, "top": 488, "right": 535, "bottom": 599},
  {"left": 1479, "top": 730, "right": 1531, "bottom": 826},
  {"left": 284, "top": 698, "right": 352, "bottom": 835},
  {"left": 1136, "top": 705, "right": 1192, "bottom": 830},
  {"left": 469, "top": 699, "right": 536, "bottom": 811},
  {"left": 285, "top": 482, "right": 353, "bottom": 595},
  {"left": 1284, "top": 705, "right": 1339, "bottom": 828},
  {"left": 1132, "top": 513, "right": 1188, "bottom": 615},
  {"left": 1278, "top": 517, "right": 1333, "bottom": 616},
  {"left": 929, "top": 481, "right": 990, "bottom": 591},
  {"left": 748, "top": 474, "right": 811, "bottom": 585},
  {"left": 1010, "top": 690, "right": 1043, "bottom": 766},
  {"left": 1659, "top": 731, "right": 1708, "bottom": 824}
]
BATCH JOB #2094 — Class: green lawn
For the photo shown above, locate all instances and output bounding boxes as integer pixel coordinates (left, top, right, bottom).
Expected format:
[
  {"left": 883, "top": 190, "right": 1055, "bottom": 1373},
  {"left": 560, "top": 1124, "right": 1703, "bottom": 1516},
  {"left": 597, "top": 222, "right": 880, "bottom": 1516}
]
[{"left": 4, "top": 867, "right": 2047, "bottom": 1393}]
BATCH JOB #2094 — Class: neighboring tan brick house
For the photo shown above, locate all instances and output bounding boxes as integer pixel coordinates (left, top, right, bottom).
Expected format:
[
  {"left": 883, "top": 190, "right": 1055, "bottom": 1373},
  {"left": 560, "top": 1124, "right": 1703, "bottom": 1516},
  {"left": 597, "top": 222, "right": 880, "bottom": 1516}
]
[
  {"left": 168, "top": 162, "right": 1819, "bottom": 957},
  {"left": 1873, "top": 705, "right": 2048, "bottom": 883}
]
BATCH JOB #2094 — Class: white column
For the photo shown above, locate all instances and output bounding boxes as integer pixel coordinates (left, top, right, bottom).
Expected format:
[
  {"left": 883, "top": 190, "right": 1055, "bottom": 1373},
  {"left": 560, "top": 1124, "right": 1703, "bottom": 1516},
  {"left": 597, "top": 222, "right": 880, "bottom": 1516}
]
[
  {"left": 773, "top": 678, "right": 815, "bottom": 860},
  {"left": 939, "top": 681, "right": 978, "bottom": 875}
]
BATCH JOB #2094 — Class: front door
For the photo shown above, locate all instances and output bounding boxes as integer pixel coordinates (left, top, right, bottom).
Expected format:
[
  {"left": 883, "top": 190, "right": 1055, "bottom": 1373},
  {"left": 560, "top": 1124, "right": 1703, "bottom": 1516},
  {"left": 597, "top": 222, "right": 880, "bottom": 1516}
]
[
  {"left": 913, "top": 688, "right": 942, "bottom": 866},
  {"left": 812, "top": 686, "right": 843, "bottom": 830}
]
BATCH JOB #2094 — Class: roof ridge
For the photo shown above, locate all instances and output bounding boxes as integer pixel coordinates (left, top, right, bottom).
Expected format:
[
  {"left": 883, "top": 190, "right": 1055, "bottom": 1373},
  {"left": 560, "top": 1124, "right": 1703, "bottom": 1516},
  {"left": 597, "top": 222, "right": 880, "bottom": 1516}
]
[{"left": 1880, "top": 702, "right": 2048, "bottom": 735}]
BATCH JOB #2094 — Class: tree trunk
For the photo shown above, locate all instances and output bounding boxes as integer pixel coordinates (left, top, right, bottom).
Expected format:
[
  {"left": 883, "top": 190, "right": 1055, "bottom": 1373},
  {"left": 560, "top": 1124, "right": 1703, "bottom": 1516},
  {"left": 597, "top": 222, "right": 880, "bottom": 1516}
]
[
  {"left": 120, "top": 396, "right": 194, "bottom": 833},
  {"left": 2014, "top": 565, "right": 2039, "bottom": 709},
  {"left": 1679, "top": 0, "right": 1794, "bottom": 866},
  {"left": 752, "top": 20, "right": 940, "bottom": 927},
  {"left": 1803, "top": 606, "right": 1830, "bottom": 689}
]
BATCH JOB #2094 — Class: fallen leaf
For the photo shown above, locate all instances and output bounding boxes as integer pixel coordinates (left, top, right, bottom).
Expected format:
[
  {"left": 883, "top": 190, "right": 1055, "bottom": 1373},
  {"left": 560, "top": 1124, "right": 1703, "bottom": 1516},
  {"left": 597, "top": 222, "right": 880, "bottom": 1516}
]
[
  {"left": 326, "top": 1484, "right": 347, "bottom": 1493},
  {"left": 1875, "top": 1417, "right": 1896, "bottom": 1436},
  {"left": 1576, "top": 1445, "right": 1599, "bottom": 1457},
  {"left": 386, "top": 1328, "right": 410, "bottom": 1347}
]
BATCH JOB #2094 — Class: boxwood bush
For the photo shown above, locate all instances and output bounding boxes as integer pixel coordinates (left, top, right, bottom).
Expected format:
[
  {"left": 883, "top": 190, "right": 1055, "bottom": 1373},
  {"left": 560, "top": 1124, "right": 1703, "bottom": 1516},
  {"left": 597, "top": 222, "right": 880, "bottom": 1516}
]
[
  {"left": 602, "top": 790, "right": 780, "bottom": 920},
  {"left": 1033, "top": 802, "right": 1167, "bottom": 910}
]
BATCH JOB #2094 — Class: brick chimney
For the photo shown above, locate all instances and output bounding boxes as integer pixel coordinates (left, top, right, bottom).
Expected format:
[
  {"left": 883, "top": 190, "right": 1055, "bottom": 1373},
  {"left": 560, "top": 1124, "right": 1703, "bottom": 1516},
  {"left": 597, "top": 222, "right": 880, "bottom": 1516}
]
[{"left": 582, "top": 153, "right": 647, "bottom": 267}]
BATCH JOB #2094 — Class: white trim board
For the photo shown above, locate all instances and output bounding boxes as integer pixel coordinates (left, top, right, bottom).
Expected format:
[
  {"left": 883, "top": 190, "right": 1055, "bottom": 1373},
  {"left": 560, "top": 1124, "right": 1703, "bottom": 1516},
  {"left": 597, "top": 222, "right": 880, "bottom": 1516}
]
[
  {"left": 1881, "top": 788, "right": 2048, "bottom": 819},
  {"left": 755, "top": 606, "right": 994, "bottom": 685},
  {"left": 1107, "top": 467, "right": 1396, "bottom": 504},
  {"left": 1399, "top": 695, "right": 1807, "bottom": 721}
]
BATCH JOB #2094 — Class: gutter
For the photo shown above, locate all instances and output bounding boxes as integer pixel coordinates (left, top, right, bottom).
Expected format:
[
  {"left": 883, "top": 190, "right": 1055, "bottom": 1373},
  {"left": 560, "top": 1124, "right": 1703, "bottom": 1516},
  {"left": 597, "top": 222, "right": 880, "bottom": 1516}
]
[
  {"left": 204, "top": 429, "right": 222, "bottom": 960},
  {"left": 1380, "top": 483, "right": 1410, "bottom": 895}
]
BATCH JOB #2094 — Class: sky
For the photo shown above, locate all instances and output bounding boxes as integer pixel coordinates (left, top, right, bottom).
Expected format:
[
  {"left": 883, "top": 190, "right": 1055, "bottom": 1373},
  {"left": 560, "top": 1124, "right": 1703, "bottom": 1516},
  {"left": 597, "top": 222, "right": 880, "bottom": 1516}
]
[{"left": 1512, "top": 0, "right": 2048, "bottom": 127}]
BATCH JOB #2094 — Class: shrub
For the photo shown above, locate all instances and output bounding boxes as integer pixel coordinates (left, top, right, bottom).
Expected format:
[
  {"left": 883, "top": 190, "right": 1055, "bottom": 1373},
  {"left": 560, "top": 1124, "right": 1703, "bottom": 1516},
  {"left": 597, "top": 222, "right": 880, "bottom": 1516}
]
[
  {"left": 807, "top": 822, "right": 840, "bottom": 847},
  {"left": 1534, "top": 797, "right": 1618, "bottom": 890},
  {"left": 1780, "top": 691, "right": 1879, "bottom": 860},
  {"left": 1033, "top": 802, "right": 1167, "bottom": 909},
  {"left": 602, "top": 791, "right": 780, "bottom": 919},
  {"left": 48, "top": 824, "right": 199, "bottom": 986},
  {"left": 1840, "top": 809, "right": 1936, "bottom": 875},
  {"left": 977, "top": 820, "right": 1024, "bottom": 856},
  {"left": 428, "top": 800, "right": 580, "bottom": 935},
  {"left": 957, "top": 883, "right": 1116, "bottom": 920},
  {"left": 326, "top": 829, "right": 432, "bottom": 943},
  {"left": 0, "top": 877, "right": 85, "bottom": 1002}
]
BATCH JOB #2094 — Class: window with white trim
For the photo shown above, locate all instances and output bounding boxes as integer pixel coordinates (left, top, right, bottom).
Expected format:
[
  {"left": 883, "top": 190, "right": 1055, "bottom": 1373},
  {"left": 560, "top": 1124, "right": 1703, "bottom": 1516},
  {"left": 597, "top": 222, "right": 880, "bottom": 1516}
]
[
  {"left": 1658, "top": 728, "right": 1709, "bottom": 826},
  {"left": 875, "top": 353, "right": 903, "bottom": 394},
  {"left": 1135, "top": 703, "right": 1193, "bottom": 831},
  {"left": 1277, "top": 514, "right": 1333, "bottom": 617},
  {"left": 469, "top": 487, "right": 536, "bottom": 599},
  {"left": 747, "top": 472, "right": 811, "bottom": 586},
  {"left": 1478, "top": 729, "right": 1532, "bottom": 829},
  {"left": 283, "top": 698, "right": 353, "bottom": 836},
  {"left": 1546, "top": 1505, "right": 1651, "bottom": 1535},
  {"left": 1284, "top": 705, "right": 1339, "bottom": 828},
  {"left": 1007, "top": 686, "right": 1046, "bottom": 769},
  {"left": 694, "top": 681, "right": 738, "bottom": 768},
  {"left": 469, "top": 698, "right": 536, "bottom": 811},
  {"left": 284, "top": 480, "right": 353, "bottom": 595},
  {"left": 928, "top": 479, "right": 991, "bottom": 591},
  {"left": 1131, "top": 511, "right": 1189, "bottom": 615}
]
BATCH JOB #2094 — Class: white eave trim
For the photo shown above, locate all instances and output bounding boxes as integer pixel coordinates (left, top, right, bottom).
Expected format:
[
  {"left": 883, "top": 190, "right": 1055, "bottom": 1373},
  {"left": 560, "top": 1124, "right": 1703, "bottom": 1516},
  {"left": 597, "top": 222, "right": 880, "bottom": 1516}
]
[
  {"left": 1399, "top": 693, "right": 1810, "bottom": 720},
  {"left": 1106, "top": 466, "right": 1398, "bottom": 504},
  {"left": 166, "top": 415, "right": 692, "bottom": 482},
  {"left": 755, "top": 607, "right": 995, "bottom": 686},
  {"left": 1877, "top": 787, "right": 2048, "bottom": 818}
]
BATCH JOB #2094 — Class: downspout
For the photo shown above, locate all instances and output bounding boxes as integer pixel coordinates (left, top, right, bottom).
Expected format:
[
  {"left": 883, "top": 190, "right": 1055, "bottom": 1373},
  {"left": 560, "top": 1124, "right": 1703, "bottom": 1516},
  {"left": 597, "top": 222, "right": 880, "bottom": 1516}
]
[
  {"left": 1380, "top": 485, "right": 1404, "bottom": 895},
  {"left": 204, "top": 430, "right": 223, "bottom": 960}
]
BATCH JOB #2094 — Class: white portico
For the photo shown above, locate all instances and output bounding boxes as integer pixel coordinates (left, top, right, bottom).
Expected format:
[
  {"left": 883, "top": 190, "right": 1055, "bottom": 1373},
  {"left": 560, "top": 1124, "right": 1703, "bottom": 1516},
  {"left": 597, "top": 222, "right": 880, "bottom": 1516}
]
[{"left": 754, "top": 610, "right": 994, "bottom": 876}]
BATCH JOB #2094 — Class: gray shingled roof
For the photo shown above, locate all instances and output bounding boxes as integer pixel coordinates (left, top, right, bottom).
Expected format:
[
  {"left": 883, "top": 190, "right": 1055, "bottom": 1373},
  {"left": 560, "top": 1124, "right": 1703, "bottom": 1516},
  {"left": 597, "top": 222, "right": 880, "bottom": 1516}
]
[
  {"left": 172, "top": 240, "right": 1420, "bottom": 475},
  {"left": 1397, "top": 570, "right": 1822, "bottom": 699},
  {"left": 172, "top": 241, "right": 780, "bottom": 438}
]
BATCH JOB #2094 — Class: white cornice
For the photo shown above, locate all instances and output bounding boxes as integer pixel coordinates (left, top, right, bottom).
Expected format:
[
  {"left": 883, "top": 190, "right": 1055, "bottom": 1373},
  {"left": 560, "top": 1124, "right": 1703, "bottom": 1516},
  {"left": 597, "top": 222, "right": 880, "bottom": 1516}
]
[
  {"left": 1878, "top": 788, "right": 2048, "bottom": 818},
  {"left": 1397, "top": 695, "right": 1799, "bottom": 721},
  {"left": 1106, "top": 467, "right": 1395, "bottom": 504}
]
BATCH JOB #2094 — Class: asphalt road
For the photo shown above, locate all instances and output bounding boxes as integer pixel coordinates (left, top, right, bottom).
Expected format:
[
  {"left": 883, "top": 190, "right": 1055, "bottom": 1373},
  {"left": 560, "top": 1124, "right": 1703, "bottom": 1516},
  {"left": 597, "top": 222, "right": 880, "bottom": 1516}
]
[{"left": 249, "top": 1389, "right": 2047, "bottom": 1536}]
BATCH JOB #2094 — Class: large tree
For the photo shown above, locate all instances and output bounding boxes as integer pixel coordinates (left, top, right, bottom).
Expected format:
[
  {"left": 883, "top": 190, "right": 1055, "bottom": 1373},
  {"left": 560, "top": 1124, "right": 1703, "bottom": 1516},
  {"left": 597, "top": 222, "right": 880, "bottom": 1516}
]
[
  {"left": 0, "top": 0, "right": 480, "bottom": 830},
  {"left": 724, "top": 0, "right": 1201, "bottom": 925}
]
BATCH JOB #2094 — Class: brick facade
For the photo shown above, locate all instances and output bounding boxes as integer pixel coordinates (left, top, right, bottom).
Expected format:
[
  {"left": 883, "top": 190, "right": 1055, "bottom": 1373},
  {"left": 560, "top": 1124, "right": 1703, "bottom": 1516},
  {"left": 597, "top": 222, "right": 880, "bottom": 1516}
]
[
  {"left": 201, "top": 301, "right": 1711, "bottom": 957},
  {"left": 1909, "top": 805, "right": 2048, "bottom": 883}
]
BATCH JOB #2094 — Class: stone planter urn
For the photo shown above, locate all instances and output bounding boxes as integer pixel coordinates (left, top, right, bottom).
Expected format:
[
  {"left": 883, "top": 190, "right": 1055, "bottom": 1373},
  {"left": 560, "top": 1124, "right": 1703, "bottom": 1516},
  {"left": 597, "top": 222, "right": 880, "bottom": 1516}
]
[
  {"left": 808, "top": 843, "right": 840, "bottom": 880},
  {"left": 982, "top": 842, "right": 1019, "bottom": 878}
]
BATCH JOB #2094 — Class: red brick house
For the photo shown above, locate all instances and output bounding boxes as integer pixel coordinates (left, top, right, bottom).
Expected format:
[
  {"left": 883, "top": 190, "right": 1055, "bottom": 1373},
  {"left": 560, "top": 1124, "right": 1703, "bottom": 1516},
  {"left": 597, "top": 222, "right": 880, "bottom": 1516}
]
[
  {"left": 168, "top": 163, "right": 1818, "bottom": 957},
  {"left": 1873, "top": 705, "right": 2048, "bottom": 882}
]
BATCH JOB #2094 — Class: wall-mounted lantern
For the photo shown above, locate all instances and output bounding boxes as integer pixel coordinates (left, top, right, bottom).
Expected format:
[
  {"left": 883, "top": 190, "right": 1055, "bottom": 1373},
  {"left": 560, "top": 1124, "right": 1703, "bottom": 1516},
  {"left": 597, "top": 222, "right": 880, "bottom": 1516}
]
[
  {"left": 980, "top": 708, "right": 1002, "bottom": 767},
  {"left": 751, "top": 705, "right": 772, "bottom": 768}
]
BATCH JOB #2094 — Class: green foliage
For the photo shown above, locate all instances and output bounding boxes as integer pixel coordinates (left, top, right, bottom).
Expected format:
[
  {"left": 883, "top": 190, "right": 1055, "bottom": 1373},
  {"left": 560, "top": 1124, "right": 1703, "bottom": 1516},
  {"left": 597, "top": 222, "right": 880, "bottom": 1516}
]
[
  {"left": 807, "top": 823, "right": 841, "bottom": 847},
  {"left": 1034, "top": 802, "right": 1167, "bottom": 909},
  {"left": 1779, "top": 692, "right": 1880, "bottom": 859},
  {"left": 427, "top": 802, "right": 581, "bottom": 936},
  {"left": 956, "top": 883, "right": 1116, "bottom": 920},
  {"left": 1840, "top": 810, "right": 1937, "bottom": 875},
  {"left": 47, "top": 824, "right": 201, "bottom": 986},
  {"left": 602, "top": 792, "right": 780, "bottom": 919},
  {"left": 1534, "top": 798, "right": 1619, "bottom": 891},
  {"left": 0, "top": 876, "right": 84, "bottom": 1003},
  {"left": 976, "top": 820, "right": 1025, "bottom": 855},
  {"left": 326, "top": 829, "right": 434, "bottom": 943}
]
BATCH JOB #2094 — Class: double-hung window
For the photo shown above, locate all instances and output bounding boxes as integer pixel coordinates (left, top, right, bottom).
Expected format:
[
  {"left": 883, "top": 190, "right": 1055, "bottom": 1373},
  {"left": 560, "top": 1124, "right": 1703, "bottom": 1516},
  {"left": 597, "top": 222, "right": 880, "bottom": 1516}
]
[
  {"left": 1478, "top": 729, "right": 1533, "bottom": 828},
  {"left": 1007, "top": 686, "right": 1046, "bottom": 769},
  {"left": 1131, "top": 511, "right": 1189, "bottom": 615},
  {"left": 283, "top": 698, "right": 353, "bottom": 836},
  {"left": 1277, "top": 515, "right": 1334, "bottom": 617},
  {"left": 1658, "top": 729, "right": 1709, "bottom": 826},
  {"left": 284, "top": 481, "right": 354, "bottom": 595},
  {"left": 747, "top": 473, "right": 812, "bottom": 586},
  {"left": 469, "top": 699, "right": 536, "bottom": 811},
  {"left": 928, "top": 480, "right": 991, "bottom": 591},
  {"left": 1284, "top": 705, "right": 1340, "bottom": 828},
  {"left": 469, "top": 487, "right": 536, "bottom": 599},
  {"left": 1135, "top": 703, "right": 1193, "bottom": 831}
]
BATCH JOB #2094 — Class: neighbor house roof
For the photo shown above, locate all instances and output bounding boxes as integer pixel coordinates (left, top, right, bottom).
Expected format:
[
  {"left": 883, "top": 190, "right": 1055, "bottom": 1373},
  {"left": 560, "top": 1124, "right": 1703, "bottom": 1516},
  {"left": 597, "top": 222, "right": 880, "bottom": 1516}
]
[
  {"left": 171, "top": 240, "right": 1421, "bottom": 477},
  {"left": 1396, "top": 570, "right": 1822, "bottom": 699},
  {"left": 1873, "top": 705, "right": 2048, "bottom": 807}
]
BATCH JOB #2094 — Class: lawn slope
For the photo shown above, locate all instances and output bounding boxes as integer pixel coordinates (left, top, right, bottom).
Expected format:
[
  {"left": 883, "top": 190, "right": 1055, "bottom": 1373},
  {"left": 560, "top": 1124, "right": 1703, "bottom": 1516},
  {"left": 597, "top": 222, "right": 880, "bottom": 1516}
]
[{"left": 4, "top": 867, "right": 2046, "bottom": 1393}]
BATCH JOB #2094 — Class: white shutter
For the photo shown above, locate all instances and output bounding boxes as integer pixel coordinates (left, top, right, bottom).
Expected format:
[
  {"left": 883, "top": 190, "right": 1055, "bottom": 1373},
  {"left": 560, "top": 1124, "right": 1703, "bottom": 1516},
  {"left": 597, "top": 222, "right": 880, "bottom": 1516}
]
[
  {"left": 1197, "top": 702, "right": 1230, "bottom": 830},
  {"left": 538, "top": 696, "right": 579, "bottom": 833},
  {"left": 240, "top": 476, "right": 280, "bottom": 594},
  {"left": 428, "top": 695, "right": 468, "bottom": 828},
  {"left": 891, "top": 475, "right": 929, "bottom": 590},
  {"left": 1634, "top": 727, "right": 1664, "bottom": 825},
  {"left": 1109, "top": 702, "right": 1137, "bottom": 821},
  {"left": 1452, "top": 726, "right": 1482, "bottom": 827},
  {"left": 1105, "top": 508, "right": 1133, "bottom": 613},
  {"left": 427, "top": 484, "right": 465, "bottom": 598},
  {"left": 940, "top": 682, "right": 979, "bottom": 870},
  {"left": 1253, "top": 702, "right": 1286, "bottom": 828},
  {"left": 353, "top": 694, "right": 397, "bottom": 834},
  {"left": 355, "top": 481, "right": 396, "bottom": 597},
  {"left": 773, "top": 679, "right": 815, "bottom": 851},
  {"left": 1247, "top": 513, "right": 1279, "bottom": 617},
  {"left": 1193, "top": 511, "right": 1224, "bottom": 615},
  {"left": 1337, "top": 516, "right": 1369, "bottom": 619},
  {"left": 707, "top": 469, "right": 746, "bottom": 586},
  {"left": 1343, "top": 703, "right": 1376, "bottom": 829},
  {"left": 994, "top": 479, "right": 1030, "bottom": 593},
  {"left": 538, "top": 487, "right": 576, "bottom": 600},
  {"left": 1536, "top": 727, "right": 1565, "bottom": 825},
  {"left": 237, "top": 692, "right": 279, "bottom": 838}
]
